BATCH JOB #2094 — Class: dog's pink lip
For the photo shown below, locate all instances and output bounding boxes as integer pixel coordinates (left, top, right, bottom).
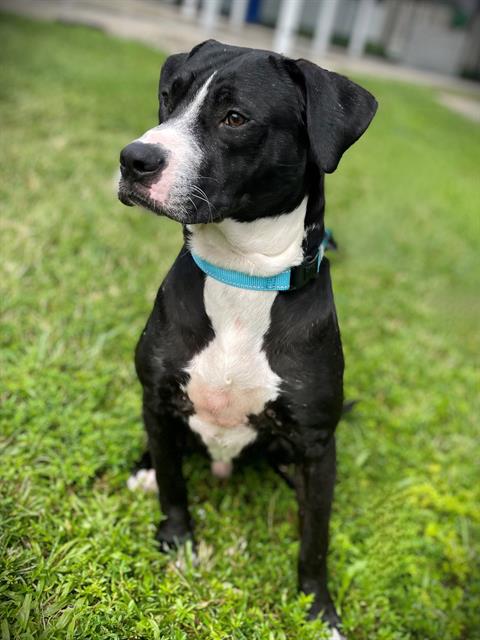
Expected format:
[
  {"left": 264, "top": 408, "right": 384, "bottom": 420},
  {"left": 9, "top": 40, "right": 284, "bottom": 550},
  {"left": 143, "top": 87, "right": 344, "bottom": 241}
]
[
  {"left": 118, "top": 180, "right": 163, "bottom": 214},
  {"left": 126, "top": 189, "right": 165, "bottom": 216}
]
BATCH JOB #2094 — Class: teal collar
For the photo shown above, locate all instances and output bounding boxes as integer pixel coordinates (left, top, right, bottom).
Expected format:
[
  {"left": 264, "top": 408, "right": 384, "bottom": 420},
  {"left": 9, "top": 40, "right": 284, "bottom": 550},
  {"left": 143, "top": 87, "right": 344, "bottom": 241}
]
[{"left": 191, "top": 229, "right": 332, "bottom": 292}]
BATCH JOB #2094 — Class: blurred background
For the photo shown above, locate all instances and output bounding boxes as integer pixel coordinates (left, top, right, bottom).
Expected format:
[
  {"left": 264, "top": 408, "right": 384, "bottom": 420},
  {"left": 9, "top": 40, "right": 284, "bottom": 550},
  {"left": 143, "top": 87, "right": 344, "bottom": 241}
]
[
  {"left": 3, "top": 0, "right": 480, "bottom": 82},
  {"left": 0, "top": 2, "right": 479, "bottom": 639}
]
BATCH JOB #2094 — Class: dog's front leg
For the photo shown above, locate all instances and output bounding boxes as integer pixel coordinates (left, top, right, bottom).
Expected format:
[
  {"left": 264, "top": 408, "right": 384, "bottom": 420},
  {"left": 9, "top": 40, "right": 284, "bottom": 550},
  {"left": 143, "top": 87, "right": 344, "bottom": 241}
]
[
  {"left": 143, "top": 399, "right": 193, "bottom": 549},
  {"left": 295, "top": 436, "right": 342, "bottom": 635}
]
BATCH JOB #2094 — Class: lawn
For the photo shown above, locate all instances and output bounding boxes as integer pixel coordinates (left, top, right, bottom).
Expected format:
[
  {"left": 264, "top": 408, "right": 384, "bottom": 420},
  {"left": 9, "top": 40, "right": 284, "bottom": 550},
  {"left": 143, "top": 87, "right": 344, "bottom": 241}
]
[{"left": 1, "top": 13, "right": 479, "bottom": 640}]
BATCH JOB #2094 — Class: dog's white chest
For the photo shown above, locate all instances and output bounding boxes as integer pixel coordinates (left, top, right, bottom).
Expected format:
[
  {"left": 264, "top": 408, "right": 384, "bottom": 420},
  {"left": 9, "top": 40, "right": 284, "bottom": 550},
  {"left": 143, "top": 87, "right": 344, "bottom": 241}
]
[{"left": 185, "top": 278, "right": 281, "bottom": 464}]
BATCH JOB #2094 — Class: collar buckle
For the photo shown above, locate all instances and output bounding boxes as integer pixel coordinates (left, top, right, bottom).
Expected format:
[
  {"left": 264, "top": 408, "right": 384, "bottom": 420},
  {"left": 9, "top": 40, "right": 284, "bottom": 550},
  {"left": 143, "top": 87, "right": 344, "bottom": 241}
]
[{"left": 289, "top": 251, "right": 321, "bottom": 291}]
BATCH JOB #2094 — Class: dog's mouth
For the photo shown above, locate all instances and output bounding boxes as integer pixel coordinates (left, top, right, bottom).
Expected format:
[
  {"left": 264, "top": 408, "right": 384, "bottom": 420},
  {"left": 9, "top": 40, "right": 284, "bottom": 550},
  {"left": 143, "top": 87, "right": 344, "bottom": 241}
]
[
  {"left": 118, "top": 179, "right": 220, "bottom": 225},
  {"left": 118, "top": 180, "right": 169, "bottom": 217}
]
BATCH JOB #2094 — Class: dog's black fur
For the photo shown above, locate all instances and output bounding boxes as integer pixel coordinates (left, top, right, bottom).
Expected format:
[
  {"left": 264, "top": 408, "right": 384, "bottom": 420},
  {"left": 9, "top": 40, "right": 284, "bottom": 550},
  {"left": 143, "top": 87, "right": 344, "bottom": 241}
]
[{"left": 118, "top": 40, "right": 377, "bottom": 634}]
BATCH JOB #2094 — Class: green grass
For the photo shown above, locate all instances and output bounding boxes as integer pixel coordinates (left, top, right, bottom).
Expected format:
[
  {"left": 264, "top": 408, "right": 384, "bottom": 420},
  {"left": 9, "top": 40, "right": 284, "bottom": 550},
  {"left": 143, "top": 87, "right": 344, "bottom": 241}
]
[{"left": 1, "top": 13, "right": 479, "bottom": 640}]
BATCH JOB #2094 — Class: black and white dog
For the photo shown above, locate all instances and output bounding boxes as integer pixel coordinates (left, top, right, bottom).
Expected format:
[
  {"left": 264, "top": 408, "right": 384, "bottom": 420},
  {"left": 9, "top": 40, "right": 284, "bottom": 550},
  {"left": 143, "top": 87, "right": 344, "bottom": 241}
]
[{"left": 118, "top": 40, "right": 377, "bottom": 638}]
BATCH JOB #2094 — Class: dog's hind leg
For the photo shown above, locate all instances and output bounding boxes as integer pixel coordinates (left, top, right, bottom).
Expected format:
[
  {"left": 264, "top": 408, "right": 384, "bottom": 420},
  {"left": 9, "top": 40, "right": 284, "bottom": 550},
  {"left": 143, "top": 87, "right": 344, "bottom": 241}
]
[{"left": 295, "top": 436, "right": 345, "bottom": 638}]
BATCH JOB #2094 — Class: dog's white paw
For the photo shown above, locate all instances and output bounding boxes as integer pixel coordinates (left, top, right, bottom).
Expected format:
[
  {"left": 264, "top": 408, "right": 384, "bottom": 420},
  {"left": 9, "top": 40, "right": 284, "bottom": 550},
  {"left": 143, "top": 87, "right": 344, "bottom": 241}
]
[
  {"left": 127, "top": 468, "right": 158, "bottom": 493},
  {"left": 329, "top": 628, "right": 346, "bottom": 640}
]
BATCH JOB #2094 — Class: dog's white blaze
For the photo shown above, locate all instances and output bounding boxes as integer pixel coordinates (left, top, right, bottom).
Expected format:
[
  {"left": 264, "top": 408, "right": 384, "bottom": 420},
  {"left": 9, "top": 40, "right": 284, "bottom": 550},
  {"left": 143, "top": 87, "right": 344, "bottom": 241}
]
[
  {"left": 185, "top": 201, "right": 307, "bottom": 465},
  {"left": 136, "top": 74, "right": 215, "bottom": 209}
]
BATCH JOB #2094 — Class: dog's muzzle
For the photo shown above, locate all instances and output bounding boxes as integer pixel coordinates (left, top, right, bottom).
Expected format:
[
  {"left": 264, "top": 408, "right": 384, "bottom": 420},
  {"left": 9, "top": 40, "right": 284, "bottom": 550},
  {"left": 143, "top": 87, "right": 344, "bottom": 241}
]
[{"left": 118, "top": 141, "right": 169, "bottom": 208}]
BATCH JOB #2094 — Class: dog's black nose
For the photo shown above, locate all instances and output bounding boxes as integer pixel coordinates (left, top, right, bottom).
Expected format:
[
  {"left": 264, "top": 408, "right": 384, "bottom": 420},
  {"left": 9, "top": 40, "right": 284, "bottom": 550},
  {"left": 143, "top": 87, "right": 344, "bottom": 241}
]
[{"left": 119, "top": 142, "right": 167, "bottom": 182}]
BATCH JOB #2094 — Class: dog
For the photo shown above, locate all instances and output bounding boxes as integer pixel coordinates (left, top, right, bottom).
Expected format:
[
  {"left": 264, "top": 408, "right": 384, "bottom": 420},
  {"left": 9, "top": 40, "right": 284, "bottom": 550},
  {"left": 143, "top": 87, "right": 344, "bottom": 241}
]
[{"left": 118, "top": 39, "right": 377, "bottom": 638}]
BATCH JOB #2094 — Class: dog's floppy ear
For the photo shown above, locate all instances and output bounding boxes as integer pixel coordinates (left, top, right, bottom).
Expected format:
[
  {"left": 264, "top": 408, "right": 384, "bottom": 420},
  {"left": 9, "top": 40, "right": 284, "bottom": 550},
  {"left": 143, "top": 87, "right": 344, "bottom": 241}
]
[
  {"left": 159, "top": 52, "right": 188, "bottom": 91},
  {"left": 158, "top": 53, "right": 188, "bottom": 122},
  {"left": 293, "top": 59, "right": 378, "bottom": 173},
  {"left": 158, "top": 40, "right": 219, "bottom": 95}
]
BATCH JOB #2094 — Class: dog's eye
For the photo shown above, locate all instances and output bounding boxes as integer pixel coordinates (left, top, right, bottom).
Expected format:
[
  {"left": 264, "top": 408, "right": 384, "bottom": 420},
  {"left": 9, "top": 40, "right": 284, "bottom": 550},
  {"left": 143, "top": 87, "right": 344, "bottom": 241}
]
[{"left": 223, "top": 111, "right": 247, "bottom": 127}]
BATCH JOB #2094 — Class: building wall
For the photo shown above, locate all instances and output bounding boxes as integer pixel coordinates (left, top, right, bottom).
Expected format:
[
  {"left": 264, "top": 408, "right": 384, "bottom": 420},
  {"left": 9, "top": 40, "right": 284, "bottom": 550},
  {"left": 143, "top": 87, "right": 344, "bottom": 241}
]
[
  {"left": 218, "top": 0, "right": 475, "bottom": 77},
  {"left": 332, "top": 0, "right": 386, "bottom": 42},
  {"left": 459, "top": 12, "right": 480, "bottom": 77},
  {"left": 259, "top": 0, "right": 386, "bottom": 41},
  {"left": 382, "top": 0, "right": 468, "bottom": 75}
]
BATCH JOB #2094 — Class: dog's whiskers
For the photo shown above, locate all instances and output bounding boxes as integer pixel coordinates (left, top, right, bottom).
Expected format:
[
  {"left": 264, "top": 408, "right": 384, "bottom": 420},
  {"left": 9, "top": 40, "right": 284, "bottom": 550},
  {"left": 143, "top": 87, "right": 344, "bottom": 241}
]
[
  {"left": 187, "top": 196, "right": 198, "bottom": 213},
  {"left": 191, "top": 184, "right": 215, "bottom": 222}
]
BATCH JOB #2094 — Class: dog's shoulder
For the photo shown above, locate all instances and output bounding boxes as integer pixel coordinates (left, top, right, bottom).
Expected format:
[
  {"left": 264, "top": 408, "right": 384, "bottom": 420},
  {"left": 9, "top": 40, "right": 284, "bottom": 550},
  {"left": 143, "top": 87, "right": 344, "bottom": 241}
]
[
  {"left": 135, "top": 245, "right": 213, "bottom": 388},
  {"left": 264, "top": 260, "right": 344, "bottom": 427}
]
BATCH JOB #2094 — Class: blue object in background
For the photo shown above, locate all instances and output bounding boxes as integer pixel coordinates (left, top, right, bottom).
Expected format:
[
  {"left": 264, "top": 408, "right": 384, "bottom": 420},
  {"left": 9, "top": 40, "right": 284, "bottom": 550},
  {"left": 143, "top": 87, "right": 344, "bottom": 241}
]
[{"left": 246, "top": 0, "right": 261, "bottom": 23}]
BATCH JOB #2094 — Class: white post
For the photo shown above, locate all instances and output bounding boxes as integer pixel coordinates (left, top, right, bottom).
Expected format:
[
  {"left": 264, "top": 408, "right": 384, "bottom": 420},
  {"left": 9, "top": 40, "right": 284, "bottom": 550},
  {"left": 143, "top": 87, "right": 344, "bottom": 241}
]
[
  {"left": 273, "top": 0, "right": 305, "bottom": 56},
  {"left": 200, "top": 0, "right": 222, "bottom": 33},
  {"left": 348, "top": 0, "right": 376, "bottom": 57},
  {"left": 311, "top": 0, "right": 341, "bottom": 58},
  {"left": 181, "top": 0, "right": 198, "bottom": 20},
  {"left": 230, "top": 0, "right": 249, "bottom": 30}
]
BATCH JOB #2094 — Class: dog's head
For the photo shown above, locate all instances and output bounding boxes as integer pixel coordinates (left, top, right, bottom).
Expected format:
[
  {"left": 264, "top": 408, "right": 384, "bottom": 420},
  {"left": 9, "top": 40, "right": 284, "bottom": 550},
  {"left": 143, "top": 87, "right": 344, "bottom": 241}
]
[{"left": 118, "top": 40, "right": 377, "bottom": 224}]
